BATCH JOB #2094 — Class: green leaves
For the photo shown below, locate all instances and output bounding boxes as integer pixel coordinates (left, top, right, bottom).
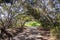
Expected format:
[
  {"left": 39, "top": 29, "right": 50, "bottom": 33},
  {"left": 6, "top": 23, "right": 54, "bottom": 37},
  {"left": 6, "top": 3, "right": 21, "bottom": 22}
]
[{"left": 25, "top": 21, "right": 41, "bottom": 27}]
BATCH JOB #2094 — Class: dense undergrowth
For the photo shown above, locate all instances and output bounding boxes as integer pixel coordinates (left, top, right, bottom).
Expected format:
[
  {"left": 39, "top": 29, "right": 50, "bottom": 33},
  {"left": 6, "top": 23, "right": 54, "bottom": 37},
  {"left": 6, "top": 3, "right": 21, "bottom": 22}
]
[{"left": 0, "top": 0, "right": 60, "bottom": 40}]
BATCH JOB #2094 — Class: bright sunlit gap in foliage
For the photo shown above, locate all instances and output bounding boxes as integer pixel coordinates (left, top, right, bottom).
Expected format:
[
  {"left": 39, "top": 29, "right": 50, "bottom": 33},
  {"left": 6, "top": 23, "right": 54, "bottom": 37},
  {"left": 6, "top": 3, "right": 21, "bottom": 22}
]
[
  {"left": 25, "top": 21, "right": 41, "bottom": 27},
  {"left": 1, "top": 14, "right": 4, "bottom": 18}
]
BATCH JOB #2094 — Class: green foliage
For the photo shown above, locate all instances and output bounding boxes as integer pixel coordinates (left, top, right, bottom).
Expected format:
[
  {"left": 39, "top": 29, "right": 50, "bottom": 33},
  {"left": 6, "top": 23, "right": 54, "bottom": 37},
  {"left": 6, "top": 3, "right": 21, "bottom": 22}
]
[
  {"left": 50, "top": 26, "right": 60, "bottom": 40},
  {"left": 0, "top": 0, "right": 60, "bottom": 39},
  {"left": 15, "top": 14, "right": 34, "bottom": 27},
  {"left": 25, "top": 21, "right": 41, "bottom": 27}
]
